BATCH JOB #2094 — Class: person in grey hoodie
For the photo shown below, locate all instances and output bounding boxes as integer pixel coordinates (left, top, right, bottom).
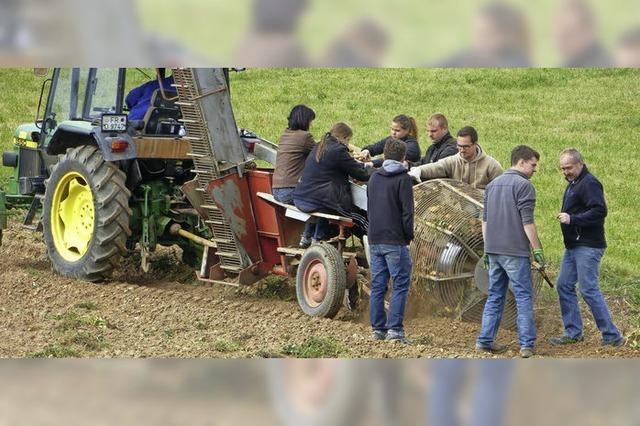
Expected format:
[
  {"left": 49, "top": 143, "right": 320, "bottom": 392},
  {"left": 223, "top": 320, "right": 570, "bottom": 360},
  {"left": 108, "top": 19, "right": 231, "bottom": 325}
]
[
  {"left": 367, "top": 138, "right": 414, "bottom": 344},
  {"left": 408, "top": 126, "right": 503, "bottom": 190}
]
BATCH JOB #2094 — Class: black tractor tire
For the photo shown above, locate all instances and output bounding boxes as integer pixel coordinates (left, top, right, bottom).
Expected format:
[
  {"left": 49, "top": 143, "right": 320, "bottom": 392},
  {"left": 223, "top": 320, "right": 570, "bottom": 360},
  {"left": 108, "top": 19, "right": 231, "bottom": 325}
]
[
  {"left": 42, "top": 145, "right": 132, "bottom": 282},
  {"left": 296, "top": 243, "right": 346, "bottom": 318}
]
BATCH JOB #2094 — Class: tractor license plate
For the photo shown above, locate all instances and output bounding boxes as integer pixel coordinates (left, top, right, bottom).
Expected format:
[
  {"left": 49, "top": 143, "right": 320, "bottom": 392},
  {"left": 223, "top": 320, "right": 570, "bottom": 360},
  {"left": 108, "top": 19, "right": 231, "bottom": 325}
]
[{"left": 101, "top": 114, "right": 128, "bottom": 132}]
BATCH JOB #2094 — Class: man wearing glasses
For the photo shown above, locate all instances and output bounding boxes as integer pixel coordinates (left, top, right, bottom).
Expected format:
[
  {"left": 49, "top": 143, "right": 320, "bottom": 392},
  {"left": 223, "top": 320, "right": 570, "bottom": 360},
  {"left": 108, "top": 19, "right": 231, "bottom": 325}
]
[{"left": 408, "top": 126, "right": 503, "bottom": 190}]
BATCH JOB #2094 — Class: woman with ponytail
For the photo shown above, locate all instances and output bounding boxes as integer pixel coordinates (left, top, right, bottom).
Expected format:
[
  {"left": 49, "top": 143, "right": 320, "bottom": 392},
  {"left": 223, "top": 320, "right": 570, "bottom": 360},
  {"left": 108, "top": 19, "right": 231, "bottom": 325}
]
[
  {"left": 293, "top": 122, "right": 372, "bottom": 245},
  {"left": 360, "top": 114, "right": 421, "bottom": 167}
]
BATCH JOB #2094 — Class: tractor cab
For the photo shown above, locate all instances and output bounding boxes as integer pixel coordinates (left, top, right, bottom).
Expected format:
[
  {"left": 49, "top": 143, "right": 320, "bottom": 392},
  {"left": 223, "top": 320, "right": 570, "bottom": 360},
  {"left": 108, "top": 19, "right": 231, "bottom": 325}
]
[
  {"left": 2, "top": 69, "right": 192, "bottom": 214},
  {"left": 40, "top": 68, "right": 184, "bottom": 154}
]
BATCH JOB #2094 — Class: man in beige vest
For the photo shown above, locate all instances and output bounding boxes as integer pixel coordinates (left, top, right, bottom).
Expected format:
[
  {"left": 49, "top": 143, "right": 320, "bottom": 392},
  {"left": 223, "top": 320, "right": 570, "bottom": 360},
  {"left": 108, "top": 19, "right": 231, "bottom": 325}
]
[{"left": 408, "top": 126, "right": 503, "bottom": 190}]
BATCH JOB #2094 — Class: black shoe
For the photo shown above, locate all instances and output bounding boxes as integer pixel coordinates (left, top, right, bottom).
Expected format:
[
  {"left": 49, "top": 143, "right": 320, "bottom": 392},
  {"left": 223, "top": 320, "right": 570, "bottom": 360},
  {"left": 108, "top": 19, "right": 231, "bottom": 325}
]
[
  {"left": 386, "top": 332, "right": 411, "bottom": 345},
  {"left": 520, "top": 347, "right": 535, "bottom": 358},
  {"left": 549, "top": 335, "right": 584, "bottom": 346},
  {"left": 299, "top": 236, "right": 311, "bottom": 249},
  {"left": 372, "top": 330, "right": 387, "bottom": 341},
  {"left": 475, "top": 342, "right": 509, "bottom": 354},
  {"left": 602, "top": 336, "right": 626, "bottom": 347}
]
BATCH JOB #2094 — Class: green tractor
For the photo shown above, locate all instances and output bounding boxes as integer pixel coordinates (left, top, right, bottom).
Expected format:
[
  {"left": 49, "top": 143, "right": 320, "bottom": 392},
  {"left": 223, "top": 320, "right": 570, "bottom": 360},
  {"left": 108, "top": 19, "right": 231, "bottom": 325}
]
[{"left": 1, "top": 68, "right": 229, "bottom": 281}]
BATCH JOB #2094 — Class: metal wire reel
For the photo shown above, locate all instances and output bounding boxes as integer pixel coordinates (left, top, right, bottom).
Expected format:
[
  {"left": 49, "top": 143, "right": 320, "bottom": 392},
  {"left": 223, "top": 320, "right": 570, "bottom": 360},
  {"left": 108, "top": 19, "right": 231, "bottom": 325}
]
[{"left": 411, "top": 179, "right": 542, "bottom": 329}]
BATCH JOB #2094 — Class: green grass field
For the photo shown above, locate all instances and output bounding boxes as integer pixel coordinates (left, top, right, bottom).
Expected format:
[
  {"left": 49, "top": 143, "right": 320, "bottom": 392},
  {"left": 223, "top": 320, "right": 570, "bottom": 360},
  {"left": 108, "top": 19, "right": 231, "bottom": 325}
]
[{"left": 1, "top": 68, "right": 639, "bottom": 298}]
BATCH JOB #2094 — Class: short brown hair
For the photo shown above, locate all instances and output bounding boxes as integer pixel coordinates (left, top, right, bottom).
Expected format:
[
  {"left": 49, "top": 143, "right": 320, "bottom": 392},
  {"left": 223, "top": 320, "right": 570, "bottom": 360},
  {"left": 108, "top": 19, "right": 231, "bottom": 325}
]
[
  {"left": 511, "top": 145, "right": 540, "bottom": 165},
  {"left": 457, "top": 126, "right": 478, "bottom": 143},
  {"left": 428, "top": 113, "right": 448, "bottom": 129},
  {"left": 383, "top": 138, "right": 407, "bottom": 162}
]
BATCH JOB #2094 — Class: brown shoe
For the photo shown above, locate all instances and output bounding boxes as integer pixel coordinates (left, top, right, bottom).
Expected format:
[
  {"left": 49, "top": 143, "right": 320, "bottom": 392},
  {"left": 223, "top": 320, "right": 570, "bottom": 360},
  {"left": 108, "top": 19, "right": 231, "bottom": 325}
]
[
  {"left": 475, "top": 342, "right": 508, "bottom": 354},
  {"left": 520, "top": 347, "right": 535, "bottom": 358}
]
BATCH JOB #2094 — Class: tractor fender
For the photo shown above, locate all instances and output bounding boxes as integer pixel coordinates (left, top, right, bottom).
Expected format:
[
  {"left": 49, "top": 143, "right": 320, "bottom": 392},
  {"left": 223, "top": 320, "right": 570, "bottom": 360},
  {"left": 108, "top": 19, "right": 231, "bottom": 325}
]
[{"left": 46, "top": 123, "right": 138, "bottom": 161}]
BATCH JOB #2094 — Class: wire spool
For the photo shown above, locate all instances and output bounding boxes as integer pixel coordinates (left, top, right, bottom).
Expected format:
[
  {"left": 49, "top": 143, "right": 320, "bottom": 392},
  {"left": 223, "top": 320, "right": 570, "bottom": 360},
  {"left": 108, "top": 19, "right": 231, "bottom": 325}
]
[{"left": 411, "top": 179, "right": 542, "bottom": 329}]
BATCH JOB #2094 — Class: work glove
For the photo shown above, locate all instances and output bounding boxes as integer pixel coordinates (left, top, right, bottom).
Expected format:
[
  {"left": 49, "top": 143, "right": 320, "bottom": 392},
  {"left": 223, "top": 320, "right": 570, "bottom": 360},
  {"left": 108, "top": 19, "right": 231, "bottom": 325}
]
[
  {"left": 408, "top": 167, "right": 422, "bottom": 183},
  {"left": 482, "top": 253, "right": 490, "bottom": 270},
  {"left": 533, "top": 248, "right": 546, "bottom": 270},
  {"left": 360, "top": 149, "right": 371, "bottom": 161}
]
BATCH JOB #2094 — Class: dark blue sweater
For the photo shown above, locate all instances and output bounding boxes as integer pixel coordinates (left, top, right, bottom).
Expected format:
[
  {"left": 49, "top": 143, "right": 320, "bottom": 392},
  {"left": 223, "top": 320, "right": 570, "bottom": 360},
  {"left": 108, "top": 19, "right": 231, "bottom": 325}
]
[
  {"left": 367, "top": 161, "right": 414, "bottom": 245},
  {"left": 363, "top": 135, "right": 421, "bottom": 168},
  {"left": 561, "top": 166, "right": 607, "bottom": 249}
]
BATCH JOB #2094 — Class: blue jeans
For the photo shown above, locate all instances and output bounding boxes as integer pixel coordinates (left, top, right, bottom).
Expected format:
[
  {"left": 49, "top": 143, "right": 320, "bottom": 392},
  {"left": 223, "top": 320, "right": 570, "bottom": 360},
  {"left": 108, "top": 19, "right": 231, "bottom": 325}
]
[
  {"left": 293, "top": 198, "right": 328, "bottom": 240},
  {"left": 557, "top": 246, "right": 621, "bottom": 342},
  {"left": 272, "top": 187, "right": 295, "bottom": 204},
  {"left": 369, "top": 244, "right": 412, "bottom": 333},
  {"left": 276, "top": 189, "right": 318, "bottom": 240},
  {"left": 477, "top": 255, "right": 536, "bottom": 349}
]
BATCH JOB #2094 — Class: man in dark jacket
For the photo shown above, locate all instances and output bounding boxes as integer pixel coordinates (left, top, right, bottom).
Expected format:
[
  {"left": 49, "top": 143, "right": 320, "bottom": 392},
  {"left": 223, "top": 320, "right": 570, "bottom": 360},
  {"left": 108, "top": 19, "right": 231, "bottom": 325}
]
[
  {"left": 550, "top": 148, "right": 624, "bottom": 347},
  {"left": 367, "top": 138, "right": 414, "bottom": 344},
  {"left": 419, "top": 113, "right": 458, "bottom": 165}
]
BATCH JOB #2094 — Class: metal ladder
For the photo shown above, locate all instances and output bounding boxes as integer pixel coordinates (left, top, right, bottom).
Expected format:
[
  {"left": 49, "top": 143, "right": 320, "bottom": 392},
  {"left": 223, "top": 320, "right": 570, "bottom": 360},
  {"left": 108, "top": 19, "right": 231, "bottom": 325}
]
[{"left": 172, "top": 68, "right": 244, "bottom": 273}]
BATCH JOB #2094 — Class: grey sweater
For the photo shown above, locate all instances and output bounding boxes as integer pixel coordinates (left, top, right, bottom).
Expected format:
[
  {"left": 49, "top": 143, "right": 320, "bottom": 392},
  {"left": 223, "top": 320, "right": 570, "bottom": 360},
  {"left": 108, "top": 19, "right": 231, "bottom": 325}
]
[{"left": 483, "top": 169, "right": 536, "bottom": 257}]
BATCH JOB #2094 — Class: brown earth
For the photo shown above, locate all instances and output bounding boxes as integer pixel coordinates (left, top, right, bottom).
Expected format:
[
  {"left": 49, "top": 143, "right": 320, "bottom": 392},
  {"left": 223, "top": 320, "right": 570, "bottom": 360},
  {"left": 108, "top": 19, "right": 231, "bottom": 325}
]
[{"left": 0, "top": 220, "right": 638, "bottom": 359}]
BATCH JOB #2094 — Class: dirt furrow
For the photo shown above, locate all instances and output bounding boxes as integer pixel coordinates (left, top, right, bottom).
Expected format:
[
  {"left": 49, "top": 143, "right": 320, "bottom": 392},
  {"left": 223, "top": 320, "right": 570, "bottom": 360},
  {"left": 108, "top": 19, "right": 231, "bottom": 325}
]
[{"left": 0, "top": 223, "right": 637, "bottom": 358}]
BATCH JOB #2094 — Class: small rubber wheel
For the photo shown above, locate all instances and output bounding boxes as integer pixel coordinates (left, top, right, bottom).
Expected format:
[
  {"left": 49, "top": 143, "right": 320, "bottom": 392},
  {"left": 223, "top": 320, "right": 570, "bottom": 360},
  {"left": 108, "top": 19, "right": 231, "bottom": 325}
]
[{"left": 296, "top": 243, "right": 346, "bottom": 318}]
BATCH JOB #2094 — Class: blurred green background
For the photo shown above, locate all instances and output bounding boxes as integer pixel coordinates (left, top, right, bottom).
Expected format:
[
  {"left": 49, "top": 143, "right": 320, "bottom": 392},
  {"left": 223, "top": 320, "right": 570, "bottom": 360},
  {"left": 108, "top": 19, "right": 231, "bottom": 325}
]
[{"left": 137, "top": 0, "right": 640, "bottom": 65}]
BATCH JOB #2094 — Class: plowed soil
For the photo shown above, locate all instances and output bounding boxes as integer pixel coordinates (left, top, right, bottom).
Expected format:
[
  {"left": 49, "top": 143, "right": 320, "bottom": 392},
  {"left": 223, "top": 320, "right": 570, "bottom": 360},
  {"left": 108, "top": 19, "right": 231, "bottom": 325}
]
[{"left": 0, "top": 220, "right": 637, "bottom": 358}]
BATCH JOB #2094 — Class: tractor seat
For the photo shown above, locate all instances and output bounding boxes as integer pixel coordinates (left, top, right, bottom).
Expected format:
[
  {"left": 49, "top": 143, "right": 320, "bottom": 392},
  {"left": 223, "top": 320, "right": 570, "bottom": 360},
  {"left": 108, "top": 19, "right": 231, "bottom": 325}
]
[{"left": 141, "top": 89, "right": 182, "bottom": 135}]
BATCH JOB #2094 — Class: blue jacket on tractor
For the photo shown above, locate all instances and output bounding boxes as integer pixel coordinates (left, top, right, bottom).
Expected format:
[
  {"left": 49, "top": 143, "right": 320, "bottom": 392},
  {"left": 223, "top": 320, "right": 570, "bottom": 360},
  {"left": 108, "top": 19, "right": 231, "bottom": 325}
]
[{"left": 125, "top": 75, "right": 175, "bottom": 121}]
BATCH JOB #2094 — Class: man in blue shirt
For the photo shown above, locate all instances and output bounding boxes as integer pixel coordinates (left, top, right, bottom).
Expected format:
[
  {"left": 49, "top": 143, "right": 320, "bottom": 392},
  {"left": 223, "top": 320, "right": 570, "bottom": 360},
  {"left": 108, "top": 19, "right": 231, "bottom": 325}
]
[
  {"left": 125, "top": 68, "right": 175, "bottom": 121},
  {"left": 550, "top": 148, "right": 624, "bottom": 347}
]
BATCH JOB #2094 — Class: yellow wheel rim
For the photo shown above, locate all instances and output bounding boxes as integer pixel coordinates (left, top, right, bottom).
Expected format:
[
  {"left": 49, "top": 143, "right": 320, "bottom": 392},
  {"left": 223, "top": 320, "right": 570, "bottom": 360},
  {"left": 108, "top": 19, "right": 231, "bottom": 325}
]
[{"left": 50, "top": 171, "right": 95, "bottom": 262}]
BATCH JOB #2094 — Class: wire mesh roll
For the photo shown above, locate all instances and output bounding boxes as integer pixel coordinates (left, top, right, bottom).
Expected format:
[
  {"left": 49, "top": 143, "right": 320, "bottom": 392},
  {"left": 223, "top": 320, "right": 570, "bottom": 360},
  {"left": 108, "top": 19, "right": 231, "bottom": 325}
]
[{"left": 411, "top": 179, "right": 541, "bottom": 329}]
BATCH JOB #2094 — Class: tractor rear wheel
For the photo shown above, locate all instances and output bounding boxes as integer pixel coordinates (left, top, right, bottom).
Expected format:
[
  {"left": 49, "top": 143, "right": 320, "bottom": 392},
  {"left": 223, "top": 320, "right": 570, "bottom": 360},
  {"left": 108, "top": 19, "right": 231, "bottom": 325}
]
[
  {"left": 296, "top": 243, "right": 346, "bottom": 318},
  {"left": 42, "top": 145, "right": 132, "bottom": 282}
]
